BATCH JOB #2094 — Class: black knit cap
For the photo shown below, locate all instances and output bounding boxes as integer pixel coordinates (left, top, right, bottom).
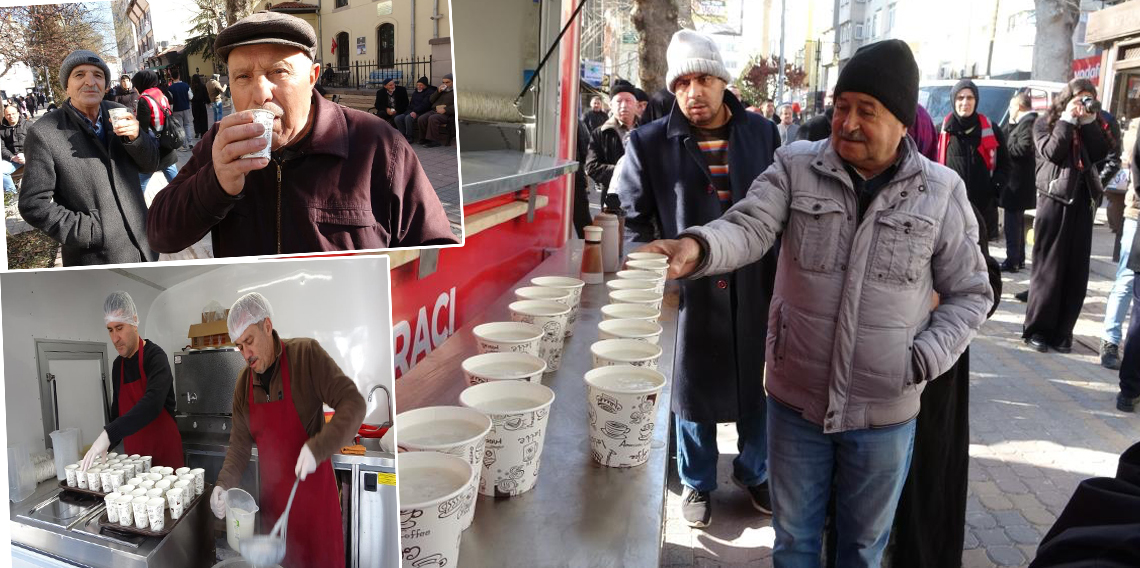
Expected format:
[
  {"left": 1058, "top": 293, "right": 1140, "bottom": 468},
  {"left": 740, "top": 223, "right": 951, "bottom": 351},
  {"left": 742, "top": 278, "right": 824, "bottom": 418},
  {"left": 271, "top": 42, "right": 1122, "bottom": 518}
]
[
  {"left": 834, "top": 39, "right": 919, "bottom": 126},
  {"left": 214, "top": 11, "right": 317, "bottom": 63}
]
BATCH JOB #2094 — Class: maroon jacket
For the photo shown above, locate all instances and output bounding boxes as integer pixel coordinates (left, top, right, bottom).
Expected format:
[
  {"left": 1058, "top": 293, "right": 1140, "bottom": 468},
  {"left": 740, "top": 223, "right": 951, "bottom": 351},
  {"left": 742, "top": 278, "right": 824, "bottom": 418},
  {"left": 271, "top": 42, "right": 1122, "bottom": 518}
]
[{"left": 147, "top": 90, "right": 458, "bottom": 256}]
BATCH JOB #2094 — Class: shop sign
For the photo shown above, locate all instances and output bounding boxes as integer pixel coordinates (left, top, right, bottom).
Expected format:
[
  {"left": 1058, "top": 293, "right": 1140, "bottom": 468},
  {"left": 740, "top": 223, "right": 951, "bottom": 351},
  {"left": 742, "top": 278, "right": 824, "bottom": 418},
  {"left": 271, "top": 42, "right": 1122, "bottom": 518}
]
[
  {"left": 1073, "top": 54, "right": 1102, "bottom": 86},
  {"left": 392, "top": 287, "right": 457, "bottom": 378}
]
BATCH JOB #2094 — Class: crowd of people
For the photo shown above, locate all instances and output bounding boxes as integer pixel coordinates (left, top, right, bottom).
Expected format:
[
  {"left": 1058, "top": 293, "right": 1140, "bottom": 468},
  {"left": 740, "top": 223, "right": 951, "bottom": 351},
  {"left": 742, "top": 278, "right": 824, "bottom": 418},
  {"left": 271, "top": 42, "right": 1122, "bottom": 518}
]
[{"left": 573, "top": 27, "right": 1139, "bottom": 567}]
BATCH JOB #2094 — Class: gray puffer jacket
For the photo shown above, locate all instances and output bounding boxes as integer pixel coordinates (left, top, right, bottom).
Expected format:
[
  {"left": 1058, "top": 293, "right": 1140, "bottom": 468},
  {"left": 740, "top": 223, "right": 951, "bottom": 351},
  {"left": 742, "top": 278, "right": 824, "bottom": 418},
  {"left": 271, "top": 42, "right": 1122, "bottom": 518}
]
[{"left": 684, "top": 137, "right": 993, "bottom": 433}]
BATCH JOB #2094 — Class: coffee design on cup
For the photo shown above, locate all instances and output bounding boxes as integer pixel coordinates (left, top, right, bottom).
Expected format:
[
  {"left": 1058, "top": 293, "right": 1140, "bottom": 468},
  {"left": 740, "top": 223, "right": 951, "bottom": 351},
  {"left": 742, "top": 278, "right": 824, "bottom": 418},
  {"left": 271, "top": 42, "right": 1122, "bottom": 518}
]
[
  {"left": 402, "top": 547, "right": 448, "bottom": 568},
  {"left": 458, "top": 485, "right": 476, "bottom": 518},
  {"left": 602, "top": 421, "right": 630, "bottom": 439},
  {"left": 482, "top": 448, "right": 496, "bottom": 469},
  {"left": 400, "top": 509, "right": 423, "bottom": 530},
  {"left": 541, "top": 320, "right": 561, "bottom": 341},
  {"left": 494, "top": 466, "right": 526, "bottom": 496},
  {"left": 639, "top": 422, "right": 655, "bottom": 441},
  {"left": 436, "top": 493, "right": 464, "bottom": 519},
  {"left": 521, "top": 441, "right": 538, "bottom": 464},
  {"left": 596, "top": 393, "right": 622, "bottom": 414},
  {"left": 587, "top": 406, "right": 597, "bottom": 428}
]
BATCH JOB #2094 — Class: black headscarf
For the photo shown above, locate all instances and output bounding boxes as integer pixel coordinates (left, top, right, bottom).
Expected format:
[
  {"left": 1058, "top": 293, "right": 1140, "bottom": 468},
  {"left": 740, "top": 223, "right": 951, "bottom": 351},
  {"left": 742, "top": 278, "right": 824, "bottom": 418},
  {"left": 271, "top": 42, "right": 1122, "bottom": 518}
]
[{"left": 944, "top": 78, "right": 981, "bottom": 137}]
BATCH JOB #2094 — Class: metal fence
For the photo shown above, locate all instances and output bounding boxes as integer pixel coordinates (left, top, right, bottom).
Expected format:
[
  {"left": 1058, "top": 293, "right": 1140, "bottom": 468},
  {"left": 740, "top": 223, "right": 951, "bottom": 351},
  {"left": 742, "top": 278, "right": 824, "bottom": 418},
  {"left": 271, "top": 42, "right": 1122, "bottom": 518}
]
[{"left": 321, "top": 57, "right": 433, "bottom": 90}]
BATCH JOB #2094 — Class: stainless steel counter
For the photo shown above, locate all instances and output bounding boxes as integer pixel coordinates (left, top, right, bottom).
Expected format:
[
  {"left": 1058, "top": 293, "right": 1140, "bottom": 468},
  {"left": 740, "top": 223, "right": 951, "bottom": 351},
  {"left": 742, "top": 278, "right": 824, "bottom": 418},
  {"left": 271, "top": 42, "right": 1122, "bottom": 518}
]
[
  {"left": 397, "top": 242, "right": 677, "bottom": 567},
  {"left": 461, "top": 149, "right": 578, "bottom": 204},
  {"left": 10, "top": 478, "right": 214, "bottom": 568}
]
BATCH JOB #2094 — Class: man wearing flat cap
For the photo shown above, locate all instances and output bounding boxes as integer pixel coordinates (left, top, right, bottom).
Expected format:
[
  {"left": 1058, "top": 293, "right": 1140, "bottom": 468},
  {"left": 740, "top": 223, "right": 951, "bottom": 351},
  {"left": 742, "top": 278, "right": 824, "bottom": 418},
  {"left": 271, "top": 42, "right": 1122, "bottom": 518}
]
[
  {"left": 19, "top": 50, "right": 160, "bottom": 266},
  {"left": 147, "top": 12, "right": 458, "bottom": 257},
  {"left": 639, "top": 39, "right": 993, "bottom": 565}
]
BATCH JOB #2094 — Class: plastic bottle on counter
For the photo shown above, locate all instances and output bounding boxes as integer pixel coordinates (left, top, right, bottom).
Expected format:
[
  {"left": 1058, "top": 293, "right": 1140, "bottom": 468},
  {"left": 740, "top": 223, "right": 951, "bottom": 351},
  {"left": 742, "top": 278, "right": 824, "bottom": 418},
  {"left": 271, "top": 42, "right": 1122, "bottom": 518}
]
[
  {"left": 602, "top": 194, "right": 627, "bottom": 260},
  {"left": 581, "top": 226, "right": 604, "bottom": 284},
  {"left": 594, "top": 212, "right": 621, "bottom": 273}
]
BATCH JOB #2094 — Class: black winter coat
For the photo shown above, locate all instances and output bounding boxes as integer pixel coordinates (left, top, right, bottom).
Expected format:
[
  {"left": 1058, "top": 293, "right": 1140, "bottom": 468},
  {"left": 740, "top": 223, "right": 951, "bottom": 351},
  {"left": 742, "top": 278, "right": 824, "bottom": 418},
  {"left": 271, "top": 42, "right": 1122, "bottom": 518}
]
[
  {"left": 408, "top": 86, "right": 437, "bottom": 115},
  {"left": 1001, "top": 112, "right": 1038, "bottom": 211},
  {"left": 618, "top": 92, "right": 781, "bottom": 422},
  {"left": 937, "top": 114, "right": 1011, "bottom": 210},
  {"left": 1, "top": 118, "right": 28, "bottom": 161},
  {"left": 585, "top": 117, "right": 628, "bottom": 191},
  {"left": 1034, "top": 114, "right": 1112, "bottom": 206},
  {"left": 136, "top": 94, "right": 179, "bottom": 169},
  {"left": 19, "top": 100, "right": 160, "bottom": 266},
  {"left": 374, "top": 86, "right": 409, "bottom": 119}
]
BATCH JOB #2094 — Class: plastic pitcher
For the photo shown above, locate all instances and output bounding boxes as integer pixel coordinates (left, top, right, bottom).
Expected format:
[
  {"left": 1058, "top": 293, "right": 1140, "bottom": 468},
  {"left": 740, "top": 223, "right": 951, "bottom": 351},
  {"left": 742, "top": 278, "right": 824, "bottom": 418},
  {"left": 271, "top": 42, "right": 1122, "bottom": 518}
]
[
  {"left": 8, "top": 445, "right": 36, "bottom": 502},
  {"left": 224, "top": 488, "right": 258, "bottom": 553},
  {"left": 49, "top": 428, "right": 81, "bottom": 481}
]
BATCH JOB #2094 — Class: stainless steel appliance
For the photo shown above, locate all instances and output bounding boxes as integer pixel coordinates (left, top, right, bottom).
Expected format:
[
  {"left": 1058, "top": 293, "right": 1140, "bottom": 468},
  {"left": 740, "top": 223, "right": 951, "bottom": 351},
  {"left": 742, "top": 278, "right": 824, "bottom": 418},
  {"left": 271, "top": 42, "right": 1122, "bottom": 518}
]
[{"left": 334, "top": 452, "right": 398, "bottom": 568}]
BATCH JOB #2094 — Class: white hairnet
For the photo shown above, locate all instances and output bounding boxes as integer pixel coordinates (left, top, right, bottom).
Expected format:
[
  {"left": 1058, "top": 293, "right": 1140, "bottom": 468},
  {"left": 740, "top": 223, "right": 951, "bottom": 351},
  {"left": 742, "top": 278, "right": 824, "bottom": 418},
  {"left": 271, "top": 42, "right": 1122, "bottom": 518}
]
[
  {"left": 228, "top": 293, "right": 274, "bottom": 339},
  {"left": 103, "top": 291, "right": 138, "bottom": 326}
]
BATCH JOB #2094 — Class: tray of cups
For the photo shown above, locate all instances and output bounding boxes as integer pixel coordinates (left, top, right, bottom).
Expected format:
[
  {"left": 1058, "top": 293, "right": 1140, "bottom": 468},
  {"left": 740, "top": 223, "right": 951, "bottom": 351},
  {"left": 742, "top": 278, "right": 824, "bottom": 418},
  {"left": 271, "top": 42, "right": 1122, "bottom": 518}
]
[
  {"left": 58, "top": 479, "right": 114, "bottom": 498},
  {"left": 95, "top": 483, "right": 210, "bottom": 538}
]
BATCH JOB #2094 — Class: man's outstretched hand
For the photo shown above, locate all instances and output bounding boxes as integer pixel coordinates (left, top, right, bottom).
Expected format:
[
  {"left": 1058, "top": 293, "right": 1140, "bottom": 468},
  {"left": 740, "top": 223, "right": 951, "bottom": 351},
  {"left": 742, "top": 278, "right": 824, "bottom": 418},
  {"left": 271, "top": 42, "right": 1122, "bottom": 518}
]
[{"left": 635, "top": 237, "right": 703, "bottom": 280}]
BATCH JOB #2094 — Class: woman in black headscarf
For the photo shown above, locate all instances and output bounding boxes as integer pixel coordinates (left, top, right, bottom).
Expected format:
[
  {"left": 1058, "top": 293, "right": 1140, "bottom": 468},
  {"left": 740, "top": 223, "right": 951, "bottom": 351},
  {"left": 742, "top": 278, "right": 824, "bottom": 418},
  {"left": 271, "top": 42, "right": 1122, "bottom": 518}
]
[{"left": 190, "top": 75, "right": 210, "bottom": 138}]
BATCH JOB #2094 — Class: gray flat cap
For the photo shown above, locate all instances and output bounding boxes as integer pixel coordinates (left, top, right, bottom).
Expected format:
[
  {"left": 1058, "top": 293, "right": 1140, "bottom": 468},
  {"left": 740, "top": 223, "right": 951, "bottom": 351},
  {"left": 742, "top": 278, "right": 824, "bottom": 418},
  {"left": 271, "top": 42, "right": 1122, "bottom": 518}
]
[{"left": 214, "top": 11, "right": 317, "bottom": 63}]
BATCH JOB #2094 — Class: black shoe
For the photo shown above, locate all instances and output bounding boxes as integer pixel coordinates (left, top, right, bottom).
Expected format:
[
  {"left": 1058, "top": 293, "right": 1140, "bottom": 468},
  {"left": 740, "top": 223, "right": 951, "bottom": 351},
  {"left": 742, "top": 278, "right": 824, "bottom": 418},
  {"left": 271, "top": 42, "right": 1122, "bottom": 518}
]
[
  {"left": 1102, "top": 341, "right": 1121, "bottom": 370},
  {"left": 1117, "top": 394, "right": 1139, "bottom": 412},
  {"left": 1015, "top": 290, "right": 1029, "bottom": 303},
  {"left": 1025, "top": 334, "right": 1049, "bottom": 352},
  {"left": 680, "top": 486, "right": 711, "bottom": 528},
  {"left": 423, "top": 140, "right": 441, "bottom": 148},
  {"left": 999, "top": 261, "right": 1020, "bottom": 273},
  {"left": 1052, "top": 336, "right": 1073, "bottom": 354},
  {"left": 732, "top": 476, "right": 773, "bottom": 515}
]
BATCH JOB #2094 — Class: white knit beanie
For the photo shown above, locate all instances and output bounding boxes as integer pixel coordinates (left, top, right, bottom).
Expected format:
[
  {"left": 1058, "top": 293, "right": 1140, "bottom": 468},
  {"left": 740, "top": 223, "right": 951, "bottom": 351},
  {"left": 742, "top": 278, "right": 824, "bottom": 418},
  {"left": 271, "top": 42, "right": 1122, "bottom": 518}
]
[{"left": 666, "top": 29, "right": 732, "bottom": 92}]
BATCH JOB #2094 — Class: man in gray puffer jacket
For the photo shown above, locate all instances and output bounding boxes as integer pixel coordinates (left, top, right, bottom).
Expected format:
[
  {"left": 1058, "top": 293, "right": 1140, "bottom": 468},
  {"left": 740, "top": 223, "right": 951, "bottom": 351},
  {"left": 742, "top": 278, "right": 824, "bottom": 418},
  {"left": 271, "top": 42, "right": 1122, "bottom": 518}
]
[{"left": 640, "top": 39, "right": 992, "bottom": 567}]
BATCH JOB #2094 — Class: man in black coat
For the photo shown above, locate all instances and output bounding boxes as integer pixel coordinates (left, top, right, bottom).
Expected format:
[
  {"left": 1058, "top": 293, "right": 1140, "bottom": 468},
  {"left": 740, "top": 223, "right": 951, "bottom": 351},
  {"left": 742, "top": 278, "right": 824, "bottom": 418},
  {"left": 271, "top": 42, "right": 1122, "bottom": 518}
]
[
  {"left": 582, "top": 95, "right": 608, "bottom": 132},
  {"left": 618, "top": 29, "right": 780, "bottom": 528},
  {"left": 374, "top": 78, "right": 408, "bottom": 126},
  {"left": 585, "top": 83, "right": 641, "bottom": 206},
  {"left": 18, "top": 50, "right": 160, "bottom": 266},
  {"left": 1000, "top": 90, "right": 1037, "bottom": 273},
  {"left": 107, "top": 75, "right": 140, "bottom": 113},
  {"left": 1, "top": 104, "right": 28, "bottom": 193}
]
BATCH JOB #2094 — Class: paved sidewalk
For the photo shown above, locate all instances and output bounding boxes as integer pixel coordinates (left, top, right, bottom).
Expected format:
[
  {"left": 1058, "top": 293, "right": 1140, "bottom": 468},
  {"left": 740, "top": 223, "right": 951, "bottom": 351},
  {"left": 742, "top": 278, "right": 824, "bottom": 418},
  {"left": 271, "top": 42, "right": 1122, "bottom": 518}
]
[{"left": 661, "top": 207, "right": 1140, "bottom": 567}]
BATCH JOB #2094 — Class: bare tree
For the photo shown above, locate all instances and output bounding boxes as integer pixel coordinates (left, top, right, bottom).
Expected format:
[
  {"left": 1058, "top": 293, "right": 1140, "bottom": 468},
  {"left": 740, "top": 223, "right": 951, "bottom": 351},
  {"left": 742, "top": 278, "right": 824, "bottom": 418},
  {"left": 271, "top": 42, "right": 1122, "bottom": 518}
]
[
  {"left": 224, "top": 0, "right": 251, "bottom": 26},
  {"left": 631, "top": 0, "right": 679, "bottom": 92},
  {"left": 0, "top": 4, "right": 113, "bottom": 101},
  {"left": 676, "top": 0, "right": 694, "bottom": 30},
  {"left": 1033, "top": 0, "right": 1080, "bottom": 82}
]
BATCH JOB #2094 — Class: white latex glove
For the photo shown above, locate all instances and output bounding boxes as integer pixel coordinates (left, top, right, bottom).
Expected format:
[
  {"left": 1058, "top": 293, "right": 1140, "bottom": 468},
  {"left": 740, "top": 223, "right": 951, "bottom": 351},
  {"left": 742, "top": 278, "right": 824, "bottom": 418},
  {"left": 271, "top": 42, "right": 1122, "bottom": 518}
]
[
  {"left": 80, "top": 430, "right": 111, "bottom": 472},
  {"left": 295, "top": 443, "right": 317, "bottom": 481},
  {"left": 211, "top": 485, "right": 227, "bottom": 519}
]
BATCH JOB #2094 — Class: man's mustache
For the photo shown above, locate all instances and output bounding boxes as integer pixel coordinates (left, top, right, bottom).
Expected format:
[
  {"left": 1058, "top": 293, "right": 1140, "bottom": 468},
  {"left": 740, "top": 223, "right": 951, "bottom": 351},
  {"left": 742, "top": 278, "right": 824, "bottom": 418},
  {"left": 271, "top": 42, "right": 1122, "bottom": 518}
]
[{"left": 839, "top": 129, "right": 867, "bottom": 142}]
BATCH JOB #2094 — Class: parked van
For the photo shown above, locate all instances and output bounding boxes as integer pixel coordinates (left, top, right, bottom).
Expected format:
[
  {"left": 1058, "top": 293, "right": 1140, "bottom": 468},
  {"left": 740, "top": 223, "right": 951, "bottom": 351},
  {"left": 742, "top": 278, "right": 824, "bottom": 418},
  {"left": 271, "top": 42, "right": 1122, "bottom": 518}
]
[{"left": 920, "top": 79, "right": 1067, "bottom": 128}]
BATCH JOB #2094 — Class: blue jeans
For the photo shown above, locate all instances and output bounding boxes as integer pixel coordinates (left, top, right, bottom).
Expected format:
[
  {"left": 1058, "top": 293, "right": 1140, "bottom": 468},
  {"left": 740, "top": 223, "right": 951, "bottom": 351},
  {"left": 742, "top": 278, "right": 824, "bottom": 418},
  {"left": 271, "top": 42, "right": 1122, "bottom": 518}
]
[
  {"left": 394, "top": 112, "right": 416, "bottom": 140},
  {"left": 214, "top": 101, "right": 225, "bottom": 123},
  {"left": 1, "top": 160, "right": 20, "bottom": 193},
  {"left": 675, "top": 407, "right": 768, "bottom": 492},
  {"left": 1105, "top": 217, "right": 1137, "bottom": 345},
  {"left": 138, "top": 163, "right": 179, "bottom": 193},
  {"left": 767, "top": 397, "right": 916, "bottom": 568}
]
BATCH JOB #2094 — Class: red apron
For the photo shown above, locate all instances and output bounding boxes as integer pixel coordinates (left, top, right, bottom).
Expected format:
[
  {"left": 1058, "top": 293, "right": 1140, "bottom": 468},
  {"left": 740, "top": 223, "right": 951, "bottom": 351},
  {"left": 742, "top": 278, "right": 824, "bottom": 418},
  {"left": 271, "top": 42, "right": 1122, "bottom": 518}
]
[
  {"left": 248, "top": 341, "right": 345, "bottom": 568},
  {"left": 120, "top": 338, "right": 184, "bottom": 469}
]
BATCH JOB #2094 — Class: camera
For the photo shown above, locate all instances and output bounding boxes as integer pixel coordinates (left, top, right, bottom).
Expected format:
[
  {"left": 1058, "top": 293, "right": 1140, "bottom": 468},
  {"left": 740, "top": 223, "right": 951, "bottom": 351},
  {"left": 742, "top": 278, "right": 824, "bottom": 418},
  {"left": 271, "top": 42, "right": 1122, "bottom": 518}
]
[{"left": 1080, "top": 95, "right": 1101, "bottom": 114}]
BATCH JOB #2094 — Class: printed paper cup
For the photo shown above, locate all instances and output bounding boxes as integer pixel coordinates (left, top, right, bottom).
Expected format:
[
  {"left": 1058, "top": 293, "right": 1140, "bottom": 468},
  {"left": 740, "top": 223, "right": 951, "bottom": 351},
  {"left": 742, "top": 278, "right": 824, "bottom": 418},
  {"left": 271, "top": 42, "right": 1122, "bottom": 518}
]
[
  {"left": 174, "top": 480, "right": 192, "bottom": 504},
  {"left": 590, "top": 338, "right": 663, "bottom": 369},
  {"left": 597, "top": 318, "right": 663, "bottom": 344},
  {"left": 179, "top": 474, "right": 197, "bottom": 497},
  {"left": 459, "top": 381, "right": 555, "bottom": 497},
  {"left": 608, "top": 289, "right": 664, "bottom": 311},
  {"left": 147, "top": 498, "right": 166, "bottom": 531},
  {"left": 65, "top": 464, "right": 79, "bottom": 487},
  {"left": 626, "top": 259, "right": 668, "bottom": 277},
  {"left": 104, "top": 492, "right": 121, "bottom": 524},
  {"left": 190, "top": 468, "right": 205, "bottom": 496},
  {"left": 240, "top": 108, "right": 275, "bottom": 159},
  {"left": 513, "top": 286, "right": 572, "bottom": 306},
  {"left": 398, "top": 452, "right": 474, "bottom": 568},
  {"left": 605, "top": 279, "right": 657, "bottom": 294},
  {"left": 116, "top": 495, "right": 134, "bottom": 527},
  {"left": 86, "top": 468, "right": 103, "bottom": 492},
  {"left": 132, "top": 496, "right": 149, "bottom": 529},
  {"left": 585, "top": 365, "right": 667, "bottom": 467},
  {"left": 508, "top": 300, "right": 570, "bottom": 372},
  {"left": 472, "top": 322, "right": 543, "bottom": 357},
  {"left": 396, "top": 406, "right": 493, "bottom": 530},
  {"left": 167, "top": 488, "right": 185, "bottom": 519},
  {"left": 461, "top": 352, "right": 547, "bottom": 386},
  {"left": 530, "top": 276, "right": 585, "bottom": 337},
  {"left": 626, "top": 252, "right": 669, "bottom": 263},
  {"left": 600, "top": 303, "right": 660, "bottom": 323}
]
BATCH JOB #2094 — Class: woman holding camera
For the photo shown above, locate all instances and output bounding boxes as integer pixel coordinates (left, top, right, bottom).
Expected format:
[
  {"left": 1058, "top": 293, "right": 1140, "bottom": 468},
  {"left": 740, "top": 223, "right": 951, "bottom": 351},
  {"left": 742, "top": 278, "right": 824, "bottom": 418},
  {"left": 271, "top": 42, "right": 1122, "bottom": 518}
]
[{"left": 1023, "top": 78, "right": 1115, "bottom": 352}]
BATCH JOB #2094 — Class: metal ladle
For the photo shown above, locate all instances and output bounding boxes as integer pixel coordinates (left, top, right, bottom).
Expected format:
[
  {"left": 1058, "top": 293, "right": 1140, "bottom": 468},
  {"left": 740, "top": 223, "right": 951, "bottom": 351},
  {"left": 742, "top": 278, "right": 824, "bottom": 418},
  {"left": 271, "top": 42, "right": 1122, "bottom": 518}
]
[{"left": 240, "top": 477, "right": 301, "bottom": 567}]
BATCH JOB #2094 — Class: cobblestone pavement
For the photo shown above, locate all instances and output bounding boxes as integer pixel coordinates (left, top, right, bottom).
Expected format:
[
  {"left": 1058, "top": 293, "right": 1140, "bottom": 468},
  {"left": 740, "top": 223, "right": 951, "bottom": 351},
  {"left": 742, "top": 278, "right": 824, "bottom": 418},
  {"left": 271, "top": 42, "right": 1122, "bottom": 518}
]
[{"left": 661, "top": 208, "right": 1140, "bottom": 567}]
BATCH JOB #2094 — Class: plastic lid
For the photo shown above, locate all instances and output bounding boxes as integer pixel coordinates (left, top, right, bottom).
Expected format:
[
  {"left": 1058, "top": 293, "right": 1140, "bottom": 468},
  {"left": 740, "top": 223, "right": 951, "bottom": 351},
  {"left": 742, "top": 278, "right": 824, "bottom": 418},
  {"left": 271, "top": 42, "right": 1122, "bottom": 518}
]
[{"left": 584, "top": 226, "right": 602, "bottom": 242}]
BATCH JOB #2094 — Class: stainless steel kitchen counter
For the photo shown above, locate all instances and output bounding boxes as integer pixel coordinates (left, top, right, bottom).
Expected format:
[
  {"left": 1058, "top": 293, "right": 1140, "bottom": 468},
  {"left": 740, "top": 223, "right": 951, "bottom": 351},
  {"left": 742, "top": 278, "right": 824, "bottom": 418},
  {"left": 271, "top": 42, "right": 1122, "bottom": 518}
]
[
  {"left": 461, "top": 149, "right": 578, "bottom": 204},
  {"left": 397, "top": 242, "right": 677, "bottom": 567}
]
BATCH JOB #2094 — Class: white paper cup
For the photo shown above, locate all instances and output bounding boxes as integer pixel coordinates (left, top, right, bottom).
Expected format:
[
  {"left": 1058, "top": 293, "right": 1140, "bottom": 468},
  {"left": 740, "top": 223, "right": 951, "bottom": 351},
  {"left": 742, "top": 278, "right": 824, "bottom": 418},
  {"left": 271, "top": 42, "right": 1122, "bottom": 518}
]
[
  {"left": 396, "top": 406, "right": 493, "bottom": 530},
  {"left": 107, "top": 107, "right": 132, "bottom": 128},
  {"left": 167, "top": 488, "right": 185, "bottom": 519},
  {"left": 175, "top": 467, "right": 190, "bottom": 477},
  {"left": 146, "top": 488, "right": 164, "bottom": 502},
  {"left": 179, "top": 474, "right": 197, "bottom": 497},
  {"left": 461, "top": 352, "right": 547, "bottom": 386},
  {"left": 129, "top": 454, "right": 140, "bottom": 460},
  {"left": 509, "top": 300, "right": 570, "bottom": 373},
  {"left": 398, "top": 452, "right": 474, "bottom": 568},
  {"left": 116, "top": 495, "right": 134, "bottom": 527},
  {"left": 119, "top": 462, "right": 135, "bottom": 480},
  {"left": 65, "top": 464, "right": 79, "bottom": 487},
  {"left": 160, "top": 466, "right": 175, "bottom": 476},
  {"left": 598, "top": 319, "right": 664, "bottom": 344},
  {"left": 131, "top": 496, "right": 149, "bottom": 529},
  {"left": 99, "top": 471, "right": 115, "bottom": 493},
  {"left": 163, "top": 475, "right": 179, "bottom": 486},
  {"left": 530, "top": 276, "right": 585, "bottom": 337},
  {"left": 147, "top": 472, "right": 162, "bottom": 482},
  {"left": 130, "top": 487, "right": 147, "bottom": 498},
  {"left": 240, "top": 108, "right": 275, "bottom": 159},
  {"left": 190, "top": 468, "right": 205, "bottom": 496},
  {"left": 119, "top": 484, "right": 136, "bottom": 496},
  {"left": 107, "top": 452, "right": 119, "bottom": 460},
  {"left": 626, "top": 252, "right": 669, "bottom": 263},
  {"left": 76, "top": 467, "right": 89, "bottom": 489},
  {"left": 110, "top": 470, "right": 126, "bottom": 492},
  {"left": 127, "top": 477, "right": 142, "bottom": 487},
  {"left": 155, "top": 480, "right": 172, "bottom": 492},
  {"left": 585, "top": 366, "right": 667, "bottom": 467},
  {"left": 86, "top": 469, "right": 103, "bottom": 492},
  {"left": 147, "top": 498, "right": 166, "bottom": 531},
  {"left": 104, "top": 492, "right": 121, "bottom": 524},
  {"left": 600, "top": 303, "right": 660, "bottom": 323},
  {"left": 140, "top": 456, "right": 152, "bottom": 471},
  {"left": 626, "top": 259, "right": 668, "bottom": 277},
  {"left": 175, "top": 480, "right": 192, "bottom": 503},
  {"left": 140, "top": 480, "right": 156, "bottom": 491},
  {"left": 591, "top": 338, "right": 663, "bottom": 370},
  {"left": 472, "top": 322, "right": 543, "bottom": 357},
  {"left": 609, "top": 289, "right": 664, "bottom": 311},
  {"left": 605, "top": 279, "right": 657, "bottom": 294},
  {"left": 514, "top": 285, "right": 572, "bottom": 306},
  {"left": 459, "top": 381, "right": 555, "bottom": 497}
]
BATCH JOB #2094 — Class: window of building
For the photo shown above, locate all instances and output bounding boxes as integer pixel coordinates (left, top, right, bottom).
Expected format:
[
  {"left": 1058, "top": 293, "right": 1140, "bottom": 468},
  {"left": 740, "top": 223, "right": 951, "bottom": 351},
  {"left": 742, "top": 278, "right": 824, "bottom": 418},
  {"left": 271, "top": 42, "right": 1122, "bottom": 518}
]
[
  {"left": 887, "top": 4, "right": 896, "bottom": 33},
  {"left": 335, "top": 31, "right": 349, "bottom": 68},
  {"left": 377, "top": 23, "right": 394, "bottom": 67},
  {"left": 335, "top": 0, "right": 348, "bottom": 8},
  {"left": 854, "top": 23, "right": 864, "bottom": 40},
  {"left": 873, "top": 10, "right": 881, "bottom": 38}
]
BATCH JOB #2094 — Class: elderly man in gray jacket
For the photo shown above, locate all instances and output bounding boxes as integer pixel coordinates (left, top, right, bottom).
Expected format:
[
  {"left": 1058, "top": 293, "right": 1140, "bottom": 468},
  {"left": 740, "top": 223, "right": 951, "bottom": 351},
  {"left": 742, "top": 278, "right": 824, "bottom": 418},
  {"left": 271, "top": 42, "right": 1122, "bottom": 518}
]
[{"left": 642, "top": 39, "right": 992, "bottom": 567}]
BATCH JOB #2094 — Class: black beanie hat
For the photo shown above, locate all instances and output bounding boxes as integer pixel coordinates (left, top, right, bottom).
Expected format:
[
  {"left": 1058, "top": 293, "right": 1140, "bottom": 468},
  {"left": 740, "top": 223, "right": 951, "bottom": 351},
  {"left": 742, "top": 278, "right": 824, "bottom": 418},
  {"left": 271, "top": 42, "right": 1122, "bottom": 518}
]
[
  {"left": 951, "top": 79, "right": 979, "bottom": 106},
  {"left": 834, "top": 39, "right": 919, "bottom": 126}
]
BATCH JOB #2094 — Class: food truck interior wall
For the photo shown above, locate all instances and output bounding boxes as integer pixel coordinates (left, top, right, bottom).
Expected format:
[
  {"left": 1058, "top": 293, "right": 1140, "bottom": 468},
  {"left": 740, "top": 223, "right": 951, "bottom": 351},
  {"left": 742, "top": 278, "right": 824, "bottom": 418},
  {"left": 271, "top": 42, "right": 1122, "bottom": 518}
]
[
  {"left": 2, "top": 270, "right": 162, "bottom": 453},
  {"left": 2, "top": 258, "right": 395, "bottom": 457},
  {"left": 452, "top": 0, "right": 540, "bottom": 98}
]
